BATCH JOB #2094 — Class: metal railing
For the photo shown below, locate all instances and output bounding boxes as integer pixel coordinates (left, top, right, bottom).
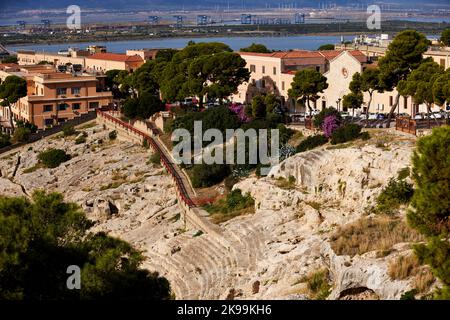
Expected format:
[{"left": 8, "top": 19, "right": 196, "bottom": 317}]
[{"left": 97, "top": 110, "right": 196, "bottom": 208}]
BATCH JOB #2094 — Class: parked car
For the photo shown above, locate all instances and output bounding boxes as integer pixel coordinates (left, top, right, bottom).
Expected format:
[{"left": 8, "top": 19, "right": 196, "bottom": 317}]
[
  {"left": 430, "top": 112, "right": 445, "bottom": 119},
  {"left": 377, "top": 113, "right": 386, "bottom": 120},
  {"left": 367, "top": 113, "right": 378, "bottom": 120},
  {"left": 396, "top": 113, "right": 410, "bottom": 118},
  {"left": 414, "top": 113, "right": 424, "bottom": 120}
]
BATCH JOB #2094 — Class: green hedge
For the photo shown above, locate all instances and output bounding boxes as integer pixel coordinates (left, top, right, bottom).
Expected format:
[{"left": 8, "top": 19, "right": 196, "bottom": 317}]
[
  {"left": 330, "top": 123, "right": 362, "bottom": 145},
  {"left": 296, "top": 135, "right": 328, "bottom": 153}
]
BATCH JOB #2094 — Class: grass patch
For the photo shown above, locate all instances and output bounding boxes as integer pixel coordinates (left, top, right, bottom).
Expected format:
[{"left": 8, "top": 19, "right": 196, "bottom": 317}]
[
  {"left": 326, "top": 142, "right": 354, "bottom": 150},
  {"left": 99, "top": 181, "right": 124, "bottom": 191},
  {"left": 204, "top": 189, "right": 255, "bottom": 224},
  {"left": 23, "top": 164, "right": 43, "bottom": 174},
  {"left": 389, "top": 254, "right": 435, "bottom": 293},
  {"left": 389, "top": 254, "right": 421, "bottom": 280},
  {"left": 275, "top": 175, "right": 296, "bottom": 190},
  {"left": 301, "top": 269, "right": 332, "bottom": 300},
  {"left": 77, "top": 122, "right": 96, "bottom": 130},
  {"left": 330, "top": 216, "right": 424, "bottom": 257}
]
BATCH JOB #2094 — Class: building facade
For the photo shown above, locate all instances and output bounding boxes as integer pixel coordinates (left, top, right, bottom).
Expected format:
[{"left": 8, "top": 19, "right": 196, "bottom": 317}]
[
  {"left": 17, "top": 50, "right": 144, "bottom": 73},
  {"left": 0, "top": 65, "right": 112, "bottom": 129}
]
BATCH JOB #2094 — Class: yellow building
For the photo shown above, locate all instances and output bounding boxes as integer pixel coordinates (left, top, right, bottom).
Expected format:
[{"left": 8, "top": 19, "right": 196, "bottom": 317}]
[{"left": 17, "top": 50, "right": 145, "bottom": 73}]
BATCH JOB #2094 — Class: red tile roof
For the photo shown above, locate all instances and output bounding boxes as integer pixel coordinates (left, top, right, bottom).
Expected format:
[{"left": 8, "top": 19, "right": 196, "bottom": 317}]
[
  {"left": 240, "top": 49, "right": 367, "bottom": 62},
  {"left": 87, "top": 53, "right": 143, "bottom": 62}
]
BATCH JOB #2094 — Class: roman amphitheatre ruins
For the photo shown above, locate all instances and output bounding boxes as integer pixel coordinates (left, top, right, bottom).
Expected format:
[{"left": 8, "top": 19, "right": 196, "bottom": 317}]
[{"left": 0, "top": 115, "right": 437, "bottom": 300}]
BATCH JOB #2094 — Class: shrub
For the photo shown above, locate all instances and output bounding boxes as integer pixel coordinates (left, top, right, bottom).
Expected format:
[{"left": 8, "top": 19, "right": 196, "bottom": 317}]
[
  {"left": 303, "top": 269, "right": 332, "bottom": 300},
  {"left": 204, "top": 189, "right": 255, "bottom": 223},
  {"left": 224, "top": 176, "right": 238, "bottom": 191},
  {"left": 16, "top": 120, "right": 38, "bottom": 133},
  {"left": 313, "top": 107, "right": 341, "bottom": 128},
  {"left": 149, "top": 152, "right": 161, "bottom": 165},
  {"left": 322, "top": 115, "right": 340, "bottom": 138},
  {"left": 397, "top": 167, "right": 410, "bottom": 180},
  {"left": 330, "top": 123, "right": 361, "bottom": 145},
  {"left": 190, "top": 163, "right": 230, "bottom": 188},
  {"left": 37, "top": 149, "right": 71, "bottom": 168},
  {"left": 75, "top": 135, "right": 86, "bottom": 144},
  {"left": 12, "top": 127, "right": 31, "bottom": 143},
  {"left": 108, "top": 130, "right": 117, "bottom": 140},
  {"left": 375, "top": 178, "right": 414, "bottom": 215},
  {"left": 142, "top": 139, "right": 149, "bottom": 149},
  {"left": 0, "top": 133, "right": 11, "bottom": 148},
  {"left": 296, "top": 134, "right": 328, "bottom": 153},
  {"left": 360, "top": 131, "right": 370, "bottom": 141},
  {"left": 62, "top": 124, "right": 76, "bottom": 137}
]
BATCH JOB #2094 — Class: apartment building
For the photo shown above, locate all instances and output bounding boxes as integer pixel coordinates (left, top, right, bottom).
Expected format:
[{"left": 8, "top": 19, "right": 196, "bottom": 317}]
[
  {"left": 0, "top": 65, "right": 112, "bottom": 129},
  {"left": 232, "top": 50, "right": 368, "bottom": 112},
  {"left": 85, "top": 53, "right": 144, "bottom": 73},
  {"left": 17, "top": 50, "right": 144, "bottom": 73}
]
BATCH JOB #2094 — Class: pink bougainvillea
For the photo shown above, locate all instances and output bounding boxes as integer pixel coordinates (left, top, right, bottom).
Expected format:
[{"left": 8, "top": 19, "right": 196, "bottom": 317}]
[
  {"left": 322, "top": 115, "right": 340, "bottom": 138},
  {"left": 228, "top": 104, "right": 250, "bottom": 123}
]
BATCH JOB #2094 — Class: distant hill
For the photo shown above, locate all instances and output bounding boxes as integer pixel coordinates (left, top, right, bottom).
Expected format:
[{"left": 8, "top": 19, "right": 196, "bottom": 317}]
[{"left": 2, "top": 0, "right": 450, "bottom": 11}]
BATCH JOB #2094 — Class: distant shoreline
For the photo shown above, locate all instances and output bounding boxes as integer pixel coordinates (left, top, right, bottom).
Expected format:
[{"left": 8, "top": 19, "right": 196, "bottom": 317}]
[{"left": 6, "top": 32, "right": 364, "bottom": 48}]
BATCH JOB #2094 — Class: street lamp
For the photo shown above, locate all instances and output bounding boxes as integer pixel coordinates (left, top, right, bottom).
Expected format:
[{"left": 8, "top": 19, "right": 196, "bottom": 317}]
[{"left": 336, "top": 98, "right": 342, "bottom": 112}]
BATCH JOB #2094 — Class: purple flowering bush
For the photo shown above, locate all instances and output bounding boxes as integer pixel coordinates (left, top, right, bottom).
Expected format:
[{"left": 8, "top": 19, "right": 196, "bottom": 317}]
[
  {"left": 322, "top": 115, "right": 340, "bottom": 138},
  {"left": 228, "top": 104, "right": 250, "bottom": 123}
]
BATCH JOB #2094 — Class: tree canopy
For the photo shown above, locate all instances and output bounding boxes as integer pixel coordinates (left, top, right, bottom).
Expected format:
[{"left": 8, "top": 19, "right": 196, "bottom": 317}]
[
  {"left": 433, "top": 68, "right": 450, "bottom": 107},
  {"left": 288, "top": 68, "right": 328, "bottom": 111},
  {"left": 377, "top": 30, "right": 429, "bottom": 126},
  {"left": 342, "top": 92, "right": 363, "bottom": 116},
  {"left": 0, "top": 75, "right": 27, "bottom": 107},
  {"left": 398, "top": 59, "right": 444, "bottom": 112},
  {"left": 318, "top": 44, "right": 335, "bottom": 51},
  {"left": 349, "top": 68, "right": 384, "bottom": 118},
  {"left": 407, "top": 126, "right": 450, "bottom": 299},
  {"left": 0, "top": 191, "right": 172, "bottom": 300},
  {"left": 440, "top": 29, "right": 450, "bottom": 47},
  {"left": 122, "top": 91, "right": 165, "bottom": 119},
  {"left": 240, "top": 43, "right": 272, "bottom": 53},
  {"left": 160, "top": 42, "right": 248, "bottom": 106}
]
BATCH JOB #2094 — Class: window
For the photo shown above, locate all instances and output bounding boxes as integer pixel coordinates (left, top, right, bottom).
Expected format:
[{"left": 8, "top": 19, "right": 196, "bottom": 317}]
[
  {"left": 44, "top": 119, "right": 53, "bottom": 126},
  {"left": 41, "top": 88, "right": 43, "bottom": 95},
  {"left": 250, "top": 64, "right": 256, "bottom": 72},
  {"left": 261, "top": 79, "right": 266, "bottom": 88},
  {"left": 273, "top": 67, "right": 276, "bottom": 75},
  {"left": 389, "top": 96, "right": 393, "bottom": 107},
  {"left": 58, "top": 103, "right": 68, "bottom": 111},
  {"left": 281, "top": 81, "right": 285, "bottom": 91},
  {"left": 72, "top": 103, "right": 81, "bottom": 110},
  {"left": 316, "top": 66, "right": 320, "bottom": 72},
  {"left": 71, "top": 87, "right": 81, "bottom": 95},
  {"left": 322, "top": 100, "right": 326, "bottom": 109},
  {"left": 56, "top": 88, "right": 67, "bottom": 95},
  {"left": 403, "top": 97, "right": 408, "bottom": 109},
  {"left": 440, "top": 59, "right": 445, "bottom": 68},
  {"left": 89, "top": 102, "right": 99, "bottom": 109},
  {"left": 43, "top": 105, "right": 53, "bottom": 112},
  {"left": 262, "top": 66, "right": 265, "bottom": 74}
]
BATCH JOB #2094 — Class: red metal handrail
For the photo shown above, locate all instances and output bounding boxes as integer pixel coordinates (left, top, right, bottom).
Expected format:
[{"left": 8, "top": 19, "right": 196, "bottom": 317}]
[{"left": 97, "top": 110, "right": 196, "bottom": 207}]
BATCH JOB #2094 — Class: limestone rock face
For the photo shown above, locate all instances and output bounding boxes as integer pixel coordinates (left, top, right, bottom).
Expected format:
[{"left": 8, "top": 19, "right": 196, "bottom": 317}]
[{"left": 0, "top": 126, "right": 425, "bottom": 300}]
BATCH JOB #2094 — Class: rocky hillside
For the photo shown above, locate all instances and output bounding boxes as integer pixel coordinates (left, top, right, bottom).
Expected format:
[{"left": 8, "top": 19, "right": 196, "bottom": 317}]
[{"left": 0, "top": 125, "right": 436, "bottom": 299}]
